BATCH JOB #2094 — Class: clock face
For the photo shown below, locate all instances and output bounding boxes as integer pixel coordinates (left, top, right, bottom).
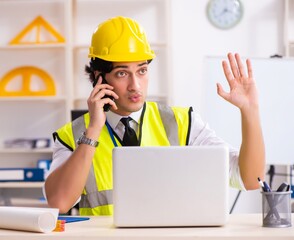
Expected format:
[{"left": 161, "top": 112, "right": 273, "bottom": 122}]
[{"left": 207, "top": 0, "right": 243, "bottom": 29}]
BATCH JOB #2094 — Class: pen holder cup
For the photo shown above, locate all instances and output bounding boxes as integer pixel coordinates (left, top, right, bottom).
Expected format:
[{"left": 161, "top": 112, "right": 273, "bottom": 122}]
[{"left": 261, "top": 191, "right": 292, "bottom": 228}]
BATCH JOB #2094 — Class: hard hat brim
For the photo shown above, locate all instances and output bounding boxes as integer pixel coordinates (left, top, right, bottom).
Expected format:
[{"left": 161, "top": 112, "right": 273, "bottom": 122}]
[{"left": 88, "top": 52, "right": 156, "bottom": 62}]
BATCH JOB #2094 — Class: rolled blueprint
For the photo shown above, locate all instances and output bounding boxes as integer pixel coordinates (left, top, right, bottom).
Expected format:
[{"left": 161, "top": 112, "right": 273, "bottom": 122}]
[{"left": 0, "top": 206, "right": 59, "bottom": 233}]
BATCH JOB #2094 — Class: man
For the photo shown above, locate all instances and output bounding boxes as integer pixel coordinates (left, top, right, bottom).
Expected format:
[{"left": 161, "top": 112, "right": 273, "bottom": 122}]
[{"left": 44, "top": 16, "right": 265, "bottom": 216}]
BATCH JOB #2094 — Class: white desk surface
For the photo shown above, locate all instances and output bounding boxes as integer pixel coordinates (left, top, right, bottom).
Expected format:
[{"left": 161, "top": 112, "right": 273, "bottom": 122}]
[{"left": 0, "top": 214, "right": 293, "bottom": 240}]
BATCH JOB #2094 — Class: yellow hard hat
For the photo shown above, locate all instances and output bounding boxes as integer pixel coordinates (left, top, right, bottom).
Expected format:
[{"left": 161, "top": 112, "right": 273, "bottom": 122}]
[{"left": 88, "top": 16, "right": 155, "bottom": 62}]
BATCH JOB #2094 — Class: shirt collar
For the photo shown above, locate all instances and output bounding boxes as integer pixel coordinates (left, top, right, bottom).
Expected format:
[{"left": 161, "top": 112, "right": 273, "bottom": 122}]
[{"left": 106, "top": 107, "right": 143, "bottom": 129}]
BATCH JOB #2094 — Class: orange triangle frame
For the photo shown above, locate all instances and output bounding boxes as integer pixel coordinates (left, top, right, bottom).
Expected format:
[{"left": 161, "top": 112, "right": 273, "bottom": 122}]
[{"left": 9, "top": 16, "right": 65, "bottom": 45}]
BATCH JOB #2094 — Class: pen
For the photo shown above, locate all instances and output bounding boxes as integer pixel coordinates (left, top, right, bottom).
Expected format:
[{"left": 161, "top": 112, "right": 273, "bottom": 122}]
[
  {"left": 277, "top": 182, "right": 288, "bottom": 192},
  {"left": 263, "top": 181, "right": 271, "bottom": 192},
  {"left": 257, "top": 177, "right": 271, "bottom": 192},
  {"left": 257, "top": 177, "right": 264, "bottom": 190}
]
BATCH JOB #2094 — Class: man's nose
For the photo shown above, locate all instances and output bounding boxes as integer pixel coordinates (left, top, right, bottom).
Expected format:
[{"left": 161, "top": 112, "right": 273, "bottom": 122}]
[{"left": 128, "top": 74, "right": 140, "bottom": 91}]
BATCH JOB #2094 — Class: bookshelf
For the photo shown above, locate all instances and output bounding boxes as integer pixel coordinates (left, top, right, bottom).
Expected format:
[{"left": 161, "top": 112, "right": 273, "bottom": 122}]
[{"left": 0, "top": 0, "right": 170, "bottom": 205}]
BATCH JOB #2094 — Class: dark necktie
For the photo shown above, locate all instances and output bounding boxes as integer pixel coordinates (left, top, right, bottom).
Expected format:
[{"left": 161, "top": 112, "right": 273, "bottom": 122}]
[{"left": 120, "top": 117, "right": 138, "bottom": 146}]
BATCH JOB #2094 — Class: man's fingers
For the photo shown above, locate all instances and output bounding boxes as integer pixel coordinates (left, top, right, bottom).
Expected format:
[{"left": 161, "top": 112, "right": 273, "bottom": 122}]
[
  {"left": 216, "top": 83, "right": 230, "bottom": 102},
  {"left": 246, "top": 59, "right": 253, "bottom": 79},
  {"left": 222, "top": 61, "right": 235, "bottom": 89},
  {"left": 227, "top": 53, "right": 240, "bottom": 79},
  {"left": 235, "top": 53, "right": 247, "bottom": 77}
]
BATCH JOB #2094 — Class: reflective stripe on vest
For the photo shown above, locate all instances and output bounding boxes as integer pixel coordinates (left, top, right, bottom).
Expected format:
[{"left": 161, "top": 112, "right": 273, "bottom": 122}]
[
  {"left": 72, "top": 104, "right": 181, "bottom": 210},
  {"left": 157, "top": 104, "right": 179, "bottom": 145},
  {"left": 72, "top": 116, "right": 113, "bottom": 208}
]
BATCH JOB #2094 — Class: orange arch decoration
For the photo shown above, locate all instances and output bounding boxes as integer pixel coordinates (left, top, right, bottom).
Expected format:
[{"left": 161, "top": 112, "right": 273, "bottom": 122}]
[{"left": 0, "top": 66, "right": 56, "bottom": 96}]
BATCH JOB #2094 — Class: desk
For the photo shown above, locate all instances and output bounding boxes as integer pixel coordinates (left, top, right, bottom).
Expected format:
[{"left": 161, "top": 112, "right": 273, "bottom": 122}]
[{"left": 0, "top": 214, "right": 293, "bottom": 239}]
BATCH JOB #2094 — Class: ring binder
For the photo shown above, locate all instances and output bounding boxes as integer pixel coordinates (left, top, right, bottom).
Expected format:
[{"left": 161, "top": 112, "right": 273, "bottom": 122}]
[{"left": 0, "top": 168, "right": 44, "bottom": 182}]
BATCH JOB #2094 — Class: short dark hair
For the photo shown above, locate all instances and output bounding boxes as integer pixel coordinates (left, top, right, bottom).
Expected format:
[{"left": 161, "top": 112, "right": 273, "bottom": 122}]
[{"left": 85, "top": 58, "right": 113, "bottom": 84}]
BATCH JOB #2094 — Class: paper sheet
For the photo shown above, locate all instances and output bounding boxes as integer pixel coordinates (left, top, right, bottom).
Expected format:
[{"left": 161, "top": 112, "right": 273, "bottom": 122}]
[{"left": 0, "top": 206, "right": 59, "bottom": 233}]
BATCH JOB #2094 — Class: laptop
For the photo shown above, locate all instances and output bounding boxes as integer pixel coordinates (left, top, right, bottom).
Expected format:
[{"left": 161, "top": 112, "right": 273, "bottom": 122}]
[{"left": 112, "top": 146, "right": 229, "bottom": 227}]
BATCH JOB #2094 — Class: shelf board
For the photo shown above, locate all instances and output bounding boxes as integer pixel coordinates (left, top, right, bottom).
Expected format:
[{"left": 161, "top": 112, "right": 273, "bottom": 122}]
[
  {"left": 289, "top": 41, "right": 294, "bottom": 47},
  {"left": 146, "top": 95, "right": 167, "bottom": 102},
  {"left": 0, "top": 44, "right": 66, "bottom": 50},
  {"left": 0, "top": 148, "right": 53, "bottom": 154},
  {"left": 0, "top": 0, "right": 61, "bottom": 4},
  {"left": 8, "top": 198, "right": 48, "bottom": 207},
  {"left": 0, "top": 181, "right": 44, "bottom": 188},
  {"left": 74, "top": 97, "right": 88, "bottom": 102},
  {"left": 74, "top": 42, "right": 168, "bottom": 51},
  {"left": 73, "top": 95, "right": 167, "bottom": 102},
  {"left": 0, "top": 96, "right": 67, "bottom": 102}
]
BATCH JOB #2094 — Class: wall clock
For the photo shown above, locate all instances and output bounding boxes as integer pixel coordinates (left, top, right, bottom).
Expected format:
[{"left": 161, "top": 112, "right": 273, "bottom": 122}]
[{"left": 206, "top": 0, "right": 243, "bottom": 29}]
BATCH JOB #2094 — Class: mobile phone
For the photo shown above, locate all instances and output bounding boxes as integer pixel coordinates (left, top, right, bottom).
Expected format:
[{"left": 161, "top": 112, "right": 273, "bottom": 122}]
[{"left": 93, "top": 73, "right": 114, "bottom": 112}]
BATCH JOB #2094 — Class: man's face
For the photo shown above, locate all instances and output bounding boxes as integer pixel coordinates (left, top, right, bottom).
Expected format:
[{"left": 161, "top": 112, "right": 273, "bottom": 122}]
[{"left": 106, "top": 61, "right": 149, "bottom": 116}]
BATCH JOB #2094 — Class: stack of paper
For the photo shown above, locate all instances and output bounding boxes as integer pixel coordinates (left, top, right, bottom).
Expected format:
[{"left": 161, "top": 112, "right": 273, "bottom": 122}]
[{"left": 0, "top": 206, "right": 59, "bottom": 233}]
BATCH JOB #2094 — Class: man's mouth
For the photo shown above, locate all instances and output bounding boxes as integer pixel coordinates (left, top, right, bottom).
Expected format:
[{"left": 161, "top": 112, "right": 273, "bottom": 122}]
[{"left": 129, "top": 93, "right": 142, "bottom": 103}]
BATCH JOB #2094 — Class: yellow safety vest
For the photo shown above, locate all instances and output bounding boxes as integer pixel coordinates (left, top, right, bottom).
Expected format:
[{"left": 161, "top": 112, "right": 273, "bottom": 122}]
[{"left": 54, "top": 102, "right": 192, "bottom": 215}]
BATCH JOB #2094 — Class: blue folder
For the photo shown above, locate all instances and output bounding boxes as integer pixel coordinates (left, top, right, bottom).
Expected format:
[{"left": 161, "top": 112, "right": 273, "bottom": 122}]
[{"left": 0, "top": 168, "right": 44, "bottom": 182}]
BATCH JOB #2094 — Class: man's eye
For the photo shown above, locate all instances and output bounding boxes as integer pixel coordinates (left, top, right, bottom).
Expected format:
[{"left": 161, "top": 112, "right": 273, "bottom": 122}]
[
  {"left": 117, "top": 72, "right": 126, "bottom": 77},
  {"left": 139, "top": 68, "right": 147, "bottom": 74}
]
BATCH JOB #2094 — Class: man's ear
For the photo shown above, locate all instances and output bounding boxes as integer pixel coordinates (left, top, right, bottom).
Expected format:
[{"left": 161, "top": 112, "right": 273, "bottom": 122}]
[
  {"left": 94, "top": 71, "right": 100, "bottom": 79},
  {"left": 93, "top": 71, "right": 103, "bottom": 88}
]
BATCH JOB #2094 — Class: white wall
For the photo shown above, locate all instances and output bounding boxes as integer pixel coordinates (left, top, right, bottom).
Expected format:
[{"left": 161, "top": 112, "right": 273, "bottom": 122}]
[
  {"left": 169, "top": 0, "right": 285, "bottom": 213},
  {"left": 170, "top": 0, "right": 284, "bottom": 110}
]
